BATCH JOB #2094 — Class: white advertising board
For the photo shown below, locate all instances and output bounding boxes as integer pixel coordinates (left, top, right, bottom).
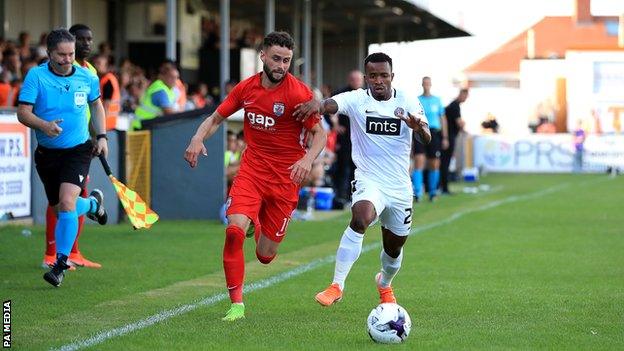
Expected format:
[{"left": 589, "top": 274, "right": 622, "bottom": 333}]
[
  {"left": 473, "top": 134, "right": 624, "bottom": 173},
  {"left": 0, "top": 112, "right": 31, "bottom": 217}
]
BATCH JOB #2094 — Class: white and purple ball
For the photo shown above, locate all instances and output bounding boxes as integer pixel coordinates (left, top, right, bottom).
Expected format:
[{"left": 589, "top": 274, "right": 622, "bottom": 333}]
[{"left": 367, "top": 303, "right": 412, "bottom": 344}]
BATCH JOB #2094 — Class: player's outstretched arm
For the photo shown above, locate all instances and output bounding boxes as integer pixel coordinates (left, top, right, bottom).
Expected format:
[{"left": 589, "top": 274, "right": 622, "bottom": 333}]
[
  {"left": 294, "top": 98, "right": 339, "bottom": 121},
  {"left": 184, "top": 111, "right": 226, "bottom": 168},
  {"left": 288, "top": 122, "right": 327, "bottom": 184},
  {"left": 398, "top": 112, "right": 431, "bottom": 145}
]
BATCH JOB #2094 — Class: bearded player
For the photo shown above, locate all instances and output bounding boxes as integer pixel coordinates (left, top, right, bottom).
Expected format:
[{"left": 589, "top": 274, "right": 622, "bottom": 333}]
[
  {"left": 294, "top": 52, "right": 431, "bottom": 306},
  {"left": 184, "top": 31, "right": 326, "bottom": 321}
]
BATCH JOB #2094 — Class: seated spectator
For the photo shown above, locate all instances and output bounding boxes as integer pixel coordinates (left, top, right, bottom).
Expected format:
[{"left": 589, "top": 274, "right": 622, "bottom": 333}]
[
  {"left": 481, "top": 113, "right": 499, "bottom": 134},
  {"left": 3, "top": 47, "right": 22, "bottom": 82},
  {"left": 17, "top": 31, "right": 33, "bottom": 61},
  {"left": 132, "top": 64, "right": 179, "bottom": 129},
  {"left": 536, "top": 116, "right": 556, "bottom": 133},
  {"left": 121, "top": 80, "right": 145, "bottom": 113},
  {"left": 189, "top": 82, "right": 213, "bottom": 109},
  {"left": 0, "top": 70, "right": 17, "bottom": 107}
]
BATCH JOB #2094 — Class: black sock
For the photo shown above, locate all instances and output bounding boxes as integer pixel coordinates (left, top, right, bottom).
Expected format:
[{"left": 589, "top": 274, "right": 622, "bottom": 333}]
[{"left": 55, "top": 254, "right": 69, "bottom": 270}]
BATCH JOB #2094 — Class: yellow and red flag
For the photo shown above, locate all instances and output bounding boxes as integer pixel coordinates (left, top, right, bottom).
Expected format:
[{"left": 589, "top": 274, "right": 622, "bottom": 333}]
[{"left": 99, "top": 155, "right": 159, "bottom": 229}]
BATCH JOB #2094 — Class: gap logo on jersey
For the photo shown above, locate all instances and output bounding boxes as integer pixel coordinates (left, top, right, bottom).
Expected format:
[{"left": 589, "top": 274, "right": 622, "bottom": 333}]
[
  {"left": 366, "top": 116, "right": 401, "bottom": 136},
  {"left": 247, "top": 111, "right": 276, "bottom": 129}
]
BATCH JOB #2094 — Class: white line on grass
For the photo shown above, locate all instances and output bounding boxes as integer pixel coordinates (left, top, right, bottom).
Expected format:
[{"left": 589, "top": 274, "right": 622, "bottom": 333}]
[{"left": 53, "top": 180, "right": 580, "bottom": 351}]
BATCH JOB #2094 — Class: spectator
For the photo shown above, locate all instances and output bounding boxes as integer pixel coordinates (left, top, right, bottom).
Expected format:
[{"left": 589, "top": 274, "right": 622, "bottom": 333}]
[
  {"left": 225, "top": 130, "right": 242, "bottom": 188},
  {"left": 481, "top": 113, "right": 499, "bottom": 133},
  {"left": 330, "top": 69, "right": 363, "bottom": 208},
  {"left": 121, "top": 80, "right": 145, "bottom": 113},
  {"left": 133, "top": 63, "right": 179, "bottom": 129},
  {"left": 536, "top": 116, "right": 556, "bottom": 133},
  {"left": 98, "top": 41, "right": 114, "bottom": 65},
  {"left": 441, "top": 88, "right": 468, "bottom": 194},
  {"left": 189, "top": 82, "right": 213, "bottom": 109},
  {"left": 3, "top": 48, "right": 22, "bottom": 82},
  {"left": 17, "top": 31, "right": 33, "bottom": 61},
  {"left": 93, "top": 55, "right": 121, "bottom": 130},
  {"left": 0, "top": 70, "right": 17, "bottom": 107},
  {"left": 573, "top": 119, "right": 586, "bottom": 173},
  {"left": 34, "top": 32, "right": 48, "bottom": 60}
]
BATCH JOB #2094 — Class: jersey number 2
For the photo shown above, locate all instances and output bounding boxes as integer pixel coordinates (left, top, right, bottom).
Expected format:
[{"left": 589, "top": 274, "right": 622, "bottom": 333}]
[{"left": 403, "top": 208, "right": 412, "bottom": 224}]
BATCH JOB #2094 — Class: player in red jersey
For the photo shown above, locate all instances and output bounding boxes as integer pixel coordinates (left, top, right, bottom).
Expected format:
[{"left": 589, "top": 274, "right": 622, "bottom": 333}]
[{"left": 184, "top": 31, "right": 326, "bottom": 321}]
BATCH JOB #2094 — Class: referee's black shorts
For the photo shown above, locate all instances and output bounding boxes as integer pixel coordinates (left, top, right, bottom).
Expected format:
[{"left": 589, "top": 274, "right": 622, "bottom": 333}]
[
  {"left": 412, "top": 129, "right": 442, "bottom": 159},
  {"left": 34, "top": 140, "right": 93, "bottom": 206}
]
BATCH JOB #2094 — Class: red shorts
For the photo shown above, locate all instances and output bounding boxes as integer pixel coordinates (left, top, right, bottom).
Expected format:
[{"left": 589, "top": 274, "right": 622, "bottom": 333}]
[{"left": 226, "top": 172, "right": 299, "bottom": 243}]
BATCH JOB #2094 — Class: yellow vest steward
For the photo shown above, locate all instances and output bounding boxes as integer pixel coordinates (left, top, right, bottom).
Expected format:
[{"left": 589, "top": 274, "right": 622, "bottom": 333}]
[{"left": 133, "top": 79, "right": 175, "bottom": 129}]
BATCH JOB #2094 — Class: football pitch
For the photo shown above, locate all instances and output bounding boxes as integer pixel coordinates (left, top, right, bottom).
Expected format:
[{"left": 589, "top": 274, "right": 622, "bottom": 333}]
[{"left": 1, "top": 173, "right": 623, "bottom": 350}]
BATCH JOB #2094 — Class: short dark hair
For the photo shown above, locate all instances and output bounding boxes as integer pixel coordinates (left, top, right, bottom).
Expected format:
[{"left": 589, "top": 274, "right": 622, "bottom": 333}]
[
  {"left": 364, "top": 52, "right": 393, "bottom": 71},
  {"left": 46, "top": 28, "right": 75, "bottom": 52},
  {"left": 68, "top": 24, "right": 91, "bottom": 35},
  {"left": 263, "top": 31, "right": 294, "bottom": 50}
]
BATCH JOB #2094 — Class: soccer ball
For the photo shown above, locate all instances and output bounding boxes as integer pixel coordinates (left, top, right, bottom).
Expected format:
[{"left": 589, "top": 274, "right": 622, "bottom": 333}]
[{"left": 366, "top": 303, "right": 411, "bottom": 343}]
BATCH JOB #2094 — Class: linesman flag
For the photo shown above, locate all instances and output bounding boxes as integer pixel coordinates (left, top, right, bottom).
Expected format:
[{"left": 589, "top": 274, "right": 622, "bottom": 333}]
[{"left": 98, "top": 155, "right": 159, "bottom": 229}]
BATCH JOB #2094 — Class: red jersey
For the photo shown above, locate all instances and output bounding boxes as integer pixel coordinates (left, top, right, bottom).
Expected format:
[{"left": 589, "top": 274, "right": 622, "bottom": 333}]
[{"left": 217, "top": 72, "right": 320, "bottom": 183}]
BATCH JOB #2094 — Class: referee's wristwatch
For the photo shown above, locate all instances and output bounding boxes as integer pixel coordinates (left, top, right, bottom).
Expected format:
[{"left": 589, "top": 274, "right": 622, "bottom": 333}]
[{"left": 96, "top": 134, "right": 108, "bottom": 141}]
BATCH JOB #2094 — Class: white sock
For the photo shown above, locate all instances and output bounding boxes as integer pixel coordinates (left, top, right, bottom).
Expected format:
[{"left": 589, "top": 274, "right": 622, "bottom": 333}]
[
  {"left": 332, "top": 227, "right": 364, "bottom": 290},
  {"left": 379, "top": 249, "right": 403, "bottom": 288}
]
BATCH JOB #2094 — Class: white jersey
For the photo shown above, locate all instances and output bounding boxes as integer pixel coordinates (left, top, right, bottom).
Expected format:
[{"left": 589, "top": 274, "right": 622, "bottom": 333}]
[{"left": 333, "top": 88, "right": 427, "bottom": 191}]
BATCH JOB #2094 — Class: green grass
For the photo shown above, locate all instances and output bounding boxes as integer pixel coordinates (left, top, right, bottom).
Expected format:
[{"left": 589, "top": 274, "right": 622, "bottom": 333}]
[{"left": 1, "top": 173, "right": 623, "bottom": 350}]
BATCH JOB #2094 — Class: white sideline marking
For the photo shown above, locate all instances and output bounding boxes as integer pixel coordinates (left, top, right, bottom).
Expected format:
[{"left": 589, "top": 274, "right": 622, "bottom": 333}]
[{"left": 52, "top": 181, "right": 575, "bottom": 351}]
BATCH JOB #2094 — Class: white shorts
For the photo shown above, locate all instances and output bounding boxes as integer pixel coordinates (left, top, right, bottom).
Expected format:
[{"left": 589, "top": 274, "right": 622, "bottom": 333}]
[{"left": 350, "top": 177, "right": 413, "bottom": 236}]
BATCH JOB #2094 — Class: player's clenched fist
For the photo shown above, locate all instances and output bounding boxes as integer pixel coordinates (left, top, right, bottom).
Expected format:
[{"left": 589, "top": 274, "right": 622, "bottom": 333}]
[
  {"left": 184, "top": 136, "right": 207, "bottom": 168},
  {"left": 43, "top": 119, "right": 63, "bottom": 137}
]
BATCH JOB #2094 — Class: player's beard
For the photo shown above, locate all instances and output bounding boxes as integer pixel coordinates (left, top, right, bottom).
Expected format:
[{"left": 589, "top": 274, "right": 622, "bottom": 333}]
[{"left": 263, "top": 64, "right": 285, "bottom": 84}]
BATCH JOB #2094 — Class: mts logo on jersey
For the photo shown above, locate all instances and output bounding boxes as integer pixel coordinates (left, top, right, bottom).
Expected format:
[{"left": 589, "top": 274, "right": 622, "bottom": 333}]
[
  {"left": 366, "top": 116, "right": 401, "bottom": 135},
  {"left": 247, "top": 112, "right": 276, "bottom": 129}
]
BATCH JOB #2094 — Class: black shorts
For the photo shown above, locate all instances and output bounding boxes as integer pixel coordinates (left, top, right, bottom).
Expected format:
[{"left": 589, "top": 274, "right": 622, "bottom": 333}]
[
  {"left": 34, "top": 140, "right": 93, "bottom": 206},
  {"left": 412, "top": 129, "right": 442, "bottom": 159}
]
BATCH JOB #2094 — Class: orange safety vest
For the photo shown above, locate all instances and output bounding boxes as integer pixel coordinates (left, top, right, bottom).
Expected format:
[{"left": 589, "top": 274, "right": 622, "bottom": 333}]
[
  {"left": 0, "top": 83, "right": 17, "bottom": 107},
  {"left": 100, "top": 72, "right": 121, "bottom": 130},
  {"left": 175, "top": 79, "right": 186, "bottom": 111}
]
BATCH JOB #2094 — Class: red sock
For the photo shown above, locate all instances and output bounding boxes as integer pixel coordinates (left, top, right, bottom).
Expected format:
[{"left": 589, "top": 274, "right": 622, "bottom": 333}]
[
  {"left": 223, "top": 225, "right": 246, "bottom": 303},
  {"left": 70, "top": 186, "right": 88, "bottom": 255},
  {"left": 45, "top": 205, "right": 56, "bottom": 256}
]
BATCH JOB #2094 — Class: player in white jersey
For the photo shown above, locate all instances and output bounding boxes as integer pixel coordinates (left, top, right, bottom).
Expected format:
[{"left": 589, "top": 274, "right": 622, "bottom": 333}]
[{"left": 294, "top": 52, "right": 431, "bottom": 306}]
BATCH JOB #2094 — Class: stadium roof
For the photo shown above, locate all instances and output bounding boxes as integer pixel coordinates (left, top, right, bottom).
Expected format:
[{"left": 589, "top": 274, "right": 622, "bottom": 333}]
[{"left": 198, "top": 0, "right": 470, "bottom": 45}]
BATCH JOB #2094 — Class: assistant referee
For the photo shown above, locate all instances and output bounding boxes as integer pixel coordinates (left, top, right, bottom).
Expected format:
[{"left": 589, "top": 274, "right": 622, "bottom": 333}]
[{"left": 17, "top": 28, "right": 109, "bottom": 287}]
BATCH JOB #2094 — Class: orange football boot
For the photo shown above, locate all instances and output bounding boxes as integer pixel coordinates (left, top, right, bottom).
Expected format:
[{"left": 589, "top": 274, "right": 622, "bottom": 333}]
[
  {"left": 69, "top": 252, "right": 102, "bottom": 268},
  {"left": 315, "top": 283, "right": 343, "bottom": 306},
  {"left": 375, "top": 272, "right": 397, "bottom": 304}
]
